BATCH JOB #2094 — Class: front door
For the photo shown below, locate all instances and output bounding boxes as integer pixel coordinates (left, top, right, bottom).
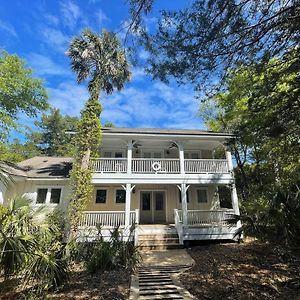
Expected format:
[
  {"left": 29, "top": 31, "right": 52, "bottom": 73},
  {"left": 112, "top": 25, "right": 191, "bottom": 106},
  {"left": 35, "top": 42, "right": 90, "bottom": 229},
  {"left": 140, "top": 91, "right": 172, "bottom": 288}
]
[{"left": 140, "top": 191, "right": 166, "bottom": 224}]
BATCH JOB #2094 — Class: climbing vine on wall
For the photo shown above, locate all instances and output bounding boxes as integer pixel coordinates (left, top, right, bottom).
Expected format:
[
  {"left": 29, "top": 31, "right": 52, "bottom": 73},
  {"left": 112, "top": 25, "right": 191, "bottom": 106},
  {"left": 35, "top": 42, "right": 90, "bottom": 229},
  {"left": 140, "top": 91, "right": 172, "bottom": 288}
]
[{"left": 68, "top": 96, "right": 102, "bottom": 232}]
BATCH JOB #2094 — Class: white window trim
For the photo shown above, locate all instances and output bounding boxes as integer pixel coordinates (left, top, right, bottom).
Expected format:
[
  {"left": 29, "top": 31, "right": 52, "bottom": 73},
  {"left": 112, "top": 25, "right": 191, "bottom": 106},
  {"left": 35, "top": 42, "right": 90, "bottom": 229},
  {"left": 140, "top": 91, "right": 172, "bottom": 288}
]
[
  {"left": 35, "top": 186, "right": 64, "bottom": 206},
  {"left": 114, "top": 188, "right": 126, "bottom": 204},
  {"left": 95, "top": 188, "right": 108, "bottom": 204},
  {"left": 196, "top": 187, "right": 208, "bottom": 203}
]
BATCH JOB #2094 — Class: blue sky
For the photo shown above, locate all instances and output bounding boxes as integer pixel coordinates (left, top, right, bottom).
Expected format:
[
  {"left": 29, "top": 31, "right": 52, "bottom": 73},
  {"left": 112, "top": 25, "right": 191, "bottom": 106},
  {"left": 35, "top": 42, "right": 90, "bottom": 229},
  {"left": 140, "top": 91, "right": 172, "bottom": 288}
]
[{"left": 0, "top": 0, "right": 204, "bottom": 138}]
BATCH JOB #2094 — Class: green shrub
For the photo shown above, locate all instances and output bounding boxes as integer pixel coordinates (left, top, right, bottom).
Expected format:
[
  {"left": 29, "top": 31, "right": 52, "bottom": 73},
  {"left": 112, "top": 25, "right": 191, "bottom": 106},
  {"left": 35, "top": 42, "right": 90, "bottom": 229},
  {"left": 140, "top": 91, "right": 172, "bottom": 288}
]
[
  {"left": 82, "top": 226, "right": 140, "bottom": 273},
  {"left": 0, "top": 196, "right": 69, "bottom": 294}
]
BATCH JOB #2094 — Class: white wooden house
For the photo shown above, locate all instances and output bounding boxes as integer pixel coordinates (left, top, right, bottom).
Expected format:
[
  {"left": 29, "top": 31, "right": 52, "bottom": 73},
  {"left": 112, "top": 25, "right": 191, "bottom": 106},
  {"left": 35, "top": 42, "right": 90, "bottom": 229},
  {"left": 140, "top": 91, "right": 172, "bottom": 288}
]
[{"left": 0, "top": 127, "right": 241, "bottom": 248}]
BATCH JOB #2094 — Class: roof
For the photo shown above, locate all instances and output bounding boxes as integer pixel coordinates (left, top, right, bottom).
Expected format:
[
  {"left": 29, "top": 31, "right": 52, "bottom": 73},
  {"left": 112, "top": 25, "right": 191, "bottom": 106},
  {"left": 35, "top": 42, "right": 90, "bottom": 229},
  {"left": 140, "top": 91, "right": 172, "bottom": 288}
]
[
  {"left": 102, "top": 127, "right": 233, "bottom": 137},
  {"left": 1, "top": 157, "right": 73, "bottom": 179}
]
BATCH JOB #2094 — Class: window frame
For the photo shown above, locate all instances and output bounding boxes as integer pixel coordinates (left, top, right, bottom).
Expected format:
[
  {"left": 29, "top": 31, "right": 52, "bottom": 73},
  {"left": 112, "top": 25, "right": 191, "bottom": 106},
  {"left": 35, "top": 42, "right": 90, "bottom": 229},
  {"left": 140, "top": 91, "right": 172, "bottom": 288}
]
[
  {"left": 35, "top": 186, "right": 63, "bottom": 206},
  {"left": 115, "top": 188, "right": 126, "bottom": 204},
  {"left": 95, "top": 188, "right": 108, "bottom": 204},
  {"left": 196, "top": 188, "right": 208, "bottom": 203}
]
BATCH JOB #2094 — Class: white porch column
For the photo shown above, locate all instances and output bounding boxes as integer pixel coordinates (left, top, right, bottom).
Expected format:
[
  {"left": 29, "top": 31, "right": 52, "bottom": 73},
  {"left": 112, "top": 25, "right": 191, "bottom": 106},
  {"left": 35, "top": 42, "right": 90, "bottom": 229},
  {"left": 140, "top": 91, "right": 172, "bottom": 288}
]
[
  {"left": 124, "top": 183, "right": 131, "bottom": 228},
  {"left": 127, "top": 140, "right": 133, "bottom": 174},
  {"left": 226, "top": 151, "right": 234, "bottom": 172},
  {"left": 123, "top": 183, "right": 136, "bottom": 229},
  {"left": 178, "top": 184, "right": 189, "bottom": 226},
  {"left": 178, "top": 143, "right": 185, "bottom": 174},
  {"left": 226, "top": 150, "right": 240, "bottom": 215},
  {"left": 230, "top": 183, "right": 240, "bottom": 216},
  {"left": 0, "top": 180, "right": 7, "bottom": 205}
]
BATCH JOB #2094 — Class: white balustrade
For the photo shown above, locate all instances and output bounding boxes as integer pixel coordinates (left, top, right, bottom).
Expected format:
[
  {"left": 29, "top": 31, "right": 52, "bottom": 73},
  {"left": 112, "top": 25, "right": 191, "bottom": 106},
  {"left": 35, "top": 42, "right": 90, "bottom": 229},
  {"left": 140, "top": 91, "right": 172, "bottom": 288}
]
[
  {"left": 79, "top": 210, "right": 138, "bottom": 227},
  {"left": 184, "top": 159, "right": 229, "bottom": 173},
  {"left": 91, "top": 158, "right": 127, "bottom": 173},
  {"left": 176, "top": 209, "right": 234, "bottom": 227},
  {"left": 91, "top": 158, "right": 229, "bottom": 174},
  {"left": 132, "top": 158, "right": 180, "bottom": 173}
]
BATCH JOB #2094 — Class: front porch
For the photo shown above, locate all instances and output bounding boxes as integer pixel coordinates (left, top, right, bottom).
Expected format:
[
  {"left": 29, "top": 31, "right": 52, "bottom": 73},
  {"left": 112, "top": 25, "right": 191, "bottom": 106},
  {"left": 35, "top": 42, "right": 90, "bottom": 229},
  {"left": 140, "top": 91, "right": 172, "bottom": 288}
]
[{"left": 78, "top": 208, "right": 239, "bottom": 245}]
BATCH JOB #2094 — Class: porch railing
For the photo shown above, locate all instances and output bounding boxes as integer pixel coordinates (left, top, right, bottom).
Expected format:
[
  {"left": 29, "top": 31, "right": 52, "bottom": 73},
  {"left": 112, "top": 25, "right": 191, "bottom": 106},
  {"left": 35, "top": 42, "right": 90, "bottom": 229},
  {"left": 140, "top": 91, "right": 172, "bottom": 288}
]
[
  {"left": 79, "top": 210, "right": 139, "bottom": 227},
  {"left": 132, "top": 158, "right": 180, "bottom": 173},
  {"left": 90, "top": 158, "right": 127, "bottom": 173},
  {"left": 91, "top": 158, "right": 229, "bottom": 174},
  {"left": 175, "top": 209, "right": 234, "bottom": 227},
  {"left": 184, "top": 159, "right": 229, "bottom": 173}
]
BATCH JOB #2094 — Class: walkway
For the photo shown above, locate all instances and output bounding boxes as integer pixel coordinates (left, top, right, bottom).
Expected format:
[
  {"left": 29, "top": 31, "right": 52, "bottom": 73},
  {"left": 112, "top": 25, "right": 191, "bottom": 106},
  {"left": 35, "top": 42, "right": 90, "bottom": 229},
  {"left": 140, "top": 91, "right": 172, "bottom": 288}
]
[{"left": 129, "top": 249, "right": 195, "bottom": 300}]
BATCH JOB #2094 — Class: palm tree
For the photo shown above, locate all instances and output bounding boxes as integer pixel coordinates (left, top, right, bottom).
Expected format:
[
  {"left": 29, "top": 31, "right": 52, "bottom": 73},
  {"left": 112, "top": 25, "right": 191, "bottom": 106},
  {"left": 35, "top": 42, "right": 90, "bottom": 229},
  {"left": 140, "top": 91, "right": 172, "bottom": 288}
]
[{"left": 67, "top": 28, "right": 131, "bottom": 166}]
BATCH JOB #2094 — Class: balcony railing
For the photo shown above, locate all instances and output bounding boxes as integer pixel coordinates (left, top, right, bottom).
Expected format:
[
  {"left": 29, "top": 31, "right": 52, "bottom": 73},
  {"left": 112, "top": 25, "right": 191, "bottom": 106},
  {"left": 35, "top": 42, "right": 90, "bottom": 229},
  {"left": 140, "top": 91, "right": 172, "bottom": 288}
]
[
  {"left": 132, "top": 158, "right": 180, "bottom": 173},
  {"left": 91, "top": 158, "right": 230, "bottom": 174},
  {"left": 184, "top": 159, "right": 229, "bottom": 173},
  {"left": 91, "top": 158, "right": 127, "bottom": 173}
]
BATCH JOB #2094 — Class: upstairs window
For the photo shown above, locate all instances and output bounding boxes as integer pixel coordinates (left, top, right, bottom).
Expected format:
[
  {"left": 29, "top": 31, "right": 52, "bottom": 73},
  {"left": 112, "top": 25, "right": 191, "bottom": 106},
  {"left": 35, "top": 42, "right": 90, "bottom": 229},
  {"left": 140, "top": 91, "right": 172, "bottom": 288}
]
[
  {"left": 36, "top": 187, "right": 62, "bottom": 205},
  {"left": 115, "top": 189, "right": 126, "bottom": 203}
]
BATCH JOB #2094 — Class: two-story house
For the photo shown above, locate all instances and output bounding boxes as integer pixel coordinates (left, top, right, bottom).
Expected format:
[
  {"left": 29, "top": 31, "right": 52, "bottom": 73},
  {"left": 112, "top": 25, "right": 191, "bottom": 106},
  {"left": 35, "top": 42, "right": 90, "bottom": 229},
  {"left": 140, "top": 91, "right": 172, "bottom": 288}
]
[{"left": 0, "top": 127, "right": 241, "bottom": 248}]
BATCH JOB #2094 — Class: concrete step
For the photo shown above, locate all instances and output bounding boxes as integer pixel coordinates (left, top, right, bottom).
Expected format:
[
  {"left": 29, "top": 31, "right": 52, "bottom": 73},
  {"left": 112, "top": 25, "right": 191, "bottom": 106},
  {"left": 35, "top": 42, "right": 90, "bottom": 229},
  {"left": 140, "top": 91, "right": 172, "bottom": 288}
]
[
  {"left": 138, "top": 238, "right": 179, "bottom": 245},
  {"left": 139, "top": 243, "right": 183, "bottom": 250},
  {"left": 138, "top": 234, "right": 179, "bottom": 240}
]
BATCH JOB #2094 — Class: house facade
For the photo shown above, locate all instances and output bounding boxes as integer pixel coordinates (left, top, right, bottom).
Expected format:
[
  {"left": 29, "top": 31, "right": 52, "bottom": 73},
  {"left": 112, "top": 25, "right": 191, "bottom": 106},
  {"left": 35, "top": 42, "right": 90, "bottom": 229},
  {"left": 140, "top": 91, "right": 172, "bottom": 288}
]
[{"left": 0, "top": 127, "right": 241, "bottom": 246}]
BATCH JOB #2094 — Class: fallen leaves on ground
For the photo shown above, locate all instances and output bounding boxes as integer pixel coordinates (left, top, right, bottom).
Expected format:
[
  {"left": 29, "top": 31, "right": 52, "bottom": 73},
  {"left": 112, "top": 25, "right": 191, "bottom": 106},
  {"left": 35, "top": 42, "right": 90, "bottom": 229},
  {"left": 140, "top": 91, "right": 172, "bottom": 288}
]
[{"left": 180, "top": 239, "right": 300, "bottom": 300}]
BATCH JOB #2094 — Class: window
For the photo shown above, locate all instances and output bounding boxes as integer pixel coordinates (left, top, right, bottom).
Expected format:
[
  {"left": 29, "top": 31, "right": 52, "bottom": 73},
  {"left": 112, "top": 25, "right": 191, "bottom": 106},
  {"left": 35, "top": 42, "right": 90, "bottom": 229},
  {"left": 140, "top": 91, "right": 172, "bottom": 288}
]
[
  {"left": 116, "top": 189, "right": 126, "bottom": 203},
  {"left": 96, "top": 189, "right": 107, "bottom": 203},
  {"left": 191, "top": 152, "right": 200, "bottom": 159},
  {"left": 115, "top": 152, "right": 123, "bottom": 158},
  {"left": 184, "top": 152, "right": 201, "bottom": 159},
  {"left": 36, "top": 188, "right": 48, "bottom": 204},
  {"left": 197, "top": 189, "right": 208, "bottom": 203},
  {"left": 155, "top": 192, "right": 164, "bottom": 210},
  {"left": 50, "top": 189, "right": 61, "bottom": 204},
  {"left": 104, "top": 151, "right": 112, "bottom": 157},
  {"left": 36, "top": 187, "right": 62, "bottom": 205},
  {"left": 178, "top": 189, "right": 190, "bottom": 203},
  {"left": 143, "top": 152, "right": 151, "bottom": 158},
  {"left": 142, "top": 192, "right": 151, "bottom": 210},
  {"left": 153, "top": 152, "right": 162, "bottom": 158}
]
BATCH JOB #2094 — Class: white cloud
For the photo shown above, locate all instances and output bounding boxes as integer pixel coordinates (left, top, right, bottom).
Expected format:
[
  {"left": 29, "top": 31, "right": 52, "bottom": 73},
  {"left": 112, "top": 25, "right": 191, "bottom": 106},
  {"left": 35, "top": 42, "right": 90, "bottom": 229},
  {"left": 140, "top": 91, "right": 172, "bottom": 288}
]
[
  {"left": 26, "top": 53, "right": 70, "bottom": 76},
  {"left": 41, "top": 27, "right": 70, "bottom": 52},
  {"left": 44, "top": 14, "right": 60, "bottom": 26},
  {"left": 48, "top": 81, "right": 89, "bottom": 116},
  {"left": 60, "top": 0, "right": 80, "bottom": 29},
  {"left": 101, "top": 81, "right": 204, "bottom": 129},
  {"left": 138, "top": 49, "right": 149, "bottom": 60},
  {"left": 95, "top": 8, "right": 109, "bottom": 27},
  {"left": 131, "top": 67, "right": 147, "bottom": 81},
  {"left": 0, "top": 19, "right": 17, "bottom": 37},
  {"left": 44, "top": 78, "right": 204, "bottom": 130}
]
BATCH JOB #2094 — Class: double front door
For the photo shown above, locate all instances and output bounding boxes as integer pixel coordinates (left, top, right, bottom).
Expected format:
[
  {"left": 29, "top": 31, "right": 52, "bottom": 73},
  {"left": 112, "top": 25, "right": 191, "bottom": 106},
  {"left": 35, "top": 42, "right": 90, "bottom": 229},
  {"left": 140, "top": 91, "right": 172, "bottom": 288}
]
[{"left": 140, "top": 191, "right": 166, "bottom": 224}]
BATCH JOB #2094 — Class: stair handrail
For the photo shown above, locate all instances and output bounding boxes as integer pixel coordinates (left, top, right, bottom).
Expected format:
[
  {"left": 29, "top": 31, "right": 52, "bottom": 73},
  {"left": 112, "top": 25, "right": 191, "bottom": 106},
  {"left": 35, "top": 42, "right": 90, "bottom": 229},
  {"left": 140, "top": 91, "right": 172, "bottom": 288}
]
[{"left": 174, "top": 209, "right": 183, "bottom": 244}]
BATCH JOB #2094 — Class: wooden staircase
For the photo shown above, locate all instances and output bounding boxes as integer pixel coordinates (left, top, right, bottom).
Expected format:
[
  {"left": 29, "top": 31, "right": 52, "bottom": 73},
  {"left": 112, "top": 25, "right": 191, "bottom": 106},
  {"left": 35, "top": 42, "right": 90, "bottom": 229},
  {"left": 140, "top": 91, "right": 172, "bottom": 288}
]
[{"left": 137, "top": 225, "right": 183, "bottom": 250}]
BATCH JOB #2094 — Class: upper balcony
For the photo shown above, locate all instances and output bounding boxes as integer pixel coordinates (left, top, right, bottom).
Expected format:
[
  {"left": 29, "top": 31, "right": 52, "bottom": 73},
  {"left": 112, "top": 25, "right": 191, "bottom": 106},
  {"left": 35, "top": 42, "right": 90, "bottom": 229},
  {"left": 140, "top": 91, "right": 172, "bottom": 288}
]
[
  {"left": 91, "top": 127, "right": 235, "bottom": 184},
  {"left": 90, "top": 158, "right": 230, "bottom": 174}
]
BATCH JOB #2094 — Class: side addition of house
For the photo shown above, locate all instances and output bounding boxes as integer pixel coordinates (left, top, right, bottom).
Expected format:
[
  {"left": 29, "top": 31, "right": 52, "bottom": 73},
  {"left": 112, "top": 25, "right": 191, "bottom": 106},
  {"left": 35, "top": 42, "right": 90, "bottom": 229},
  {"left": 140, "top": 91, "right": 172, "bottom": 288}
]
[{"left": 0, "top": 127, "right": 241, "bottom": 248}]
